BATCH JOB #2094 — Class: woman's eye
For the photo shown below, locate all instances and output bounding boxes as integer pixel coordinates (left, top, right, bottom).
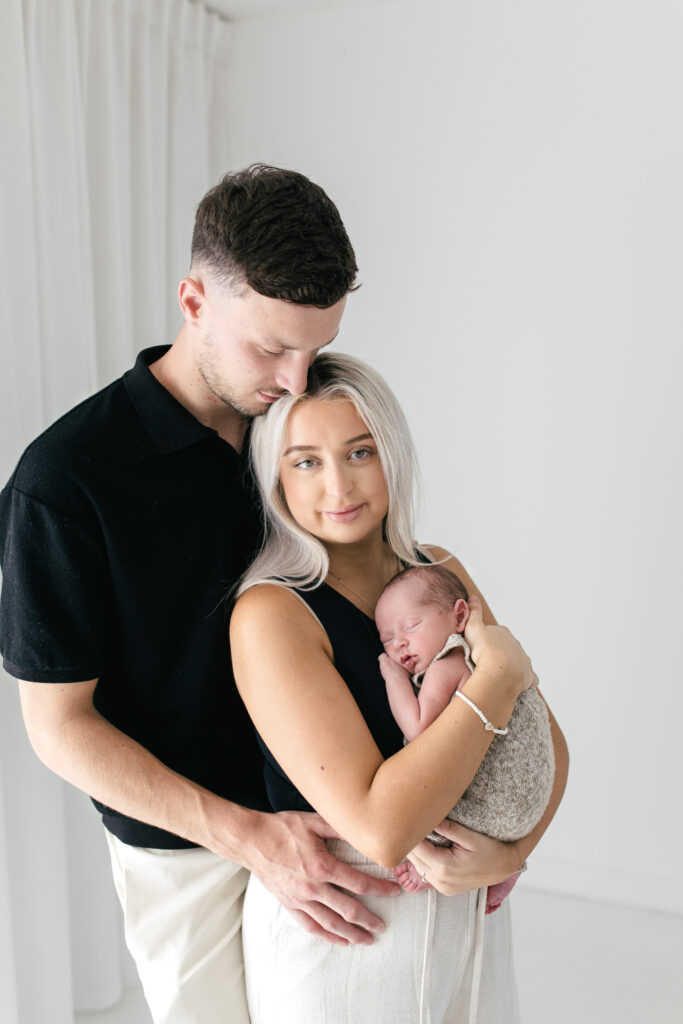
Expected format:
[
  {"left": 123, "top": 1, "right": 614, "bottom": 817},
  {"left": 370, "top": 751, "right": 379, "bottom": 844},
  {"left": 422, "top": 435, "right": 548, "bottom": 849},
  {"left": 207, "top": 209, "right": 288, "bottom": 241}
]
[
  {"left": 294, "top": 458, "right": 317, "bottom": 470},
  {"left": 349, "top": 447, "right": 372, "bottom": 460}
]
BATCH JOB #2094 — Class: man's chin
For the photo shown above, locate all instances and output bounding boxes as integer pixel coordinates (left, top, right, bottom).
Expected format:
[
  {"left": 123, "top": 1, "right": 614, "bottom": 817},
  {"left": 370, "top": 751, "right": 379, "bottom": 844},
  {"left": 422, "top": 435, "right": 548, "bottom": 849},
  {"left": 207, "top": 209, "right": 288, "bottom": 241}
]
[
  {"left": 250, "top": 393, "right": 285, "bottom": 415},
  {"left": 250, "top": 400, "right": 276, "bottom": 417},
  {"left": 224, "top": 396, "right": 276, "bottom": 419},
  {"left": 224, "top": 391, "right": 284, "bottom": 418}
]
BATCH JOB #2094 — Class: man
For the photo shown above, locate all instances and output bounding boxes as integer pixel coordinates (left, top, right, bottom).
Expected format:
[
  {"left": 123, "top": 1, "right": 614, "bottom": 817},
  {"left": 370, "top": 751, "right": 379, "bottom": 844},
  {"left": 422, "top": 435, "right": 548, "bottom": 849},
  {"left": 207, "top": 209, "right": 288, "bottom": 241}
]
[{"left": 0, "top": 165, "right": 398, "bottom": 1024}]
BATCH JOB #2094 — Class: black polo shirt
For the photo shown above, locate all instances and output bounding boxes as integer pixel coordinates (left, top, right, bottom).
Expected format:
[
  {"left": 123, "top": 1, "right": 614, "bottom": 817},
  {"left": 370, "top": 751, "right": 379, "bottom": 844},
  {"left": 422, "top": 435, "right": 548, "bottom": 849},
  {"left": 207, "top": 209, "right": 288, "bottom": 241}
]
[{"left": 0, "top": 347, "right": 269, "bottom": 847}]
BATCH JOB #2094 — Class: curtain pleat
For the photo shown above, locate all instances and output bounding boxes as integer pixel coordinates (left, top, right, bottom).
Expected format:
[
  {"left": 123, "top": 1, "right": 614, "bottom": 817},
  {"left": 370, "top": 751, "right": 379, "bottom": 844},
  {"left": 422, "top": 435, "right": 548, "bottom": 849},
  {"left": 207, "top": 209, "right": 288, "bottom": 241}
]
[{"left": 0, "top": 1, "right": 233, "bottom": 1019}]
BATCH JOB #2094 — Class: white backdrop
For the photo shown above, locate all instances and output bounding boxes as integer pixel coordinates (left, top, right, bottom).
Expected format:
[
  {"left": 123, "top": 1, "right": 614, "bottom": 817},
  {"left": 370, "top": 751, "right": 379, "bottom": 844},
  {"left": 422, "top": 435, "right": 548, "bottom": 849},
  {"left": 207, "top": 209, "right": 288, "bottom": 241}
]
[
  {"left": 224, "top": 0, "right": 683, "bottom": 914},
  {"left": 2, "top": 0, "right": 682, "bottom": 1020},
  {"left": 0, "top": 0, "right": 233, "bottom": 1019}
]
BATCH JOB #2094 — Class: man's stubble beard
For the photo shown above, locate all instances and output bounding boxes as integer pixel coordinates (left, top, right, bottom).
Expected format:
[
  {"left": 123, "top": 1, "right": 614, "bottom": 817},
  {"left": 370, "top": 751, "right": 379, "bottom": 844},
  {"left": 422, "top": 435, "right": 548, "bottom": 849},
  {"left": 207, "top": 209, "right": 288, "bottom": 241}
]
[{"left": 196, "top": 342, "right": 272, "bottom": 421}]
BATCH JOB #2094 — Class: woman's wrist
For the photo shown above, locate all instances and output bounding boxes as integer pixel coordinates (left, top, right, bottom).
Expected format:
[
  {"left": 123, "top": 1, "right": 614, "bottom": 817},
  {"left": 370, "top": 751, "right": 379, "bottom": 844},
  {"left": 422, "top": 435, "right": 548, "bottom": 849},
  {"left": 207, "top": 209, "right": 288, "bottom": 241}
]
[
  {"left": 504, "top": 838, "right": 525, "bottom": 876},
  {"left": 469, "top": 658, "right": 524, "bottom": 702},
  {"left": 458, "top": 664, "right": 520, "bottom": 733},
  {"left": 476, "top": 644, "right": 530, "bottom": 696}
]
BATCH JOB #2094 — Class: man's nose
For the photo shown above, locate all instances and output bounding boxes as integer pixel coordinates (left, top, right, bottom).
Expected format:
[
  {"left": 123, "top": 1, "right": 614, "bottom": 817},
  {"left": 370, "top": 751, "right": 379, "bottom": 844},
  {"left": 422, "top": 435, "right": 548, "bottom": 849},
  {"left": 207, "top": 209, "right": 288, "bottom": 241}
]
[{"left": 274, "top": 351, "right": 311, "bottom": 396}]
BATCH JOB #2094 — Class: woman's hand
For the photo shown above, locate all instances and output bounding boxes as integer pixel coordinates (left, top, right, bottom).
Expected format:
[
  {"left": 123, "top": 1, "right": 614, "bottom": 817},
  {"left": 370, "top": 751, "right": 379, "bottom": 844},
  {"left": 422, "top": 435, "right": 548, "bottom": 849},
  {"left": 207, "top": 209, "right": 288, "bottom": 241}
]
[
  {"left": 404, "top": 819, "right": 522, "bottom": 896},
  {"left": 464, "top": 595, "right": 538, "bottom": 695}
]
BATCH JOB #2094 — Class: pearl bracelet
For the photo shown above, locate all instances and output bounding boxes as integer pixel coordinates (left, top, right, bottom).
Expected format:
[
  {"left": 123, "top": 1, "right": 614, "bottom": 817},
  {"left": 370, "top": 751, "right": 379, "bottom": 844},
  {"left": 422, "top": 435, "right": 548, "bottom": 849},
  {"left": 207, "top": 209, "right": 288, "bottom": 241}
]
[{"left": 454, "top": 690, "right": 509, "bottom": 735}]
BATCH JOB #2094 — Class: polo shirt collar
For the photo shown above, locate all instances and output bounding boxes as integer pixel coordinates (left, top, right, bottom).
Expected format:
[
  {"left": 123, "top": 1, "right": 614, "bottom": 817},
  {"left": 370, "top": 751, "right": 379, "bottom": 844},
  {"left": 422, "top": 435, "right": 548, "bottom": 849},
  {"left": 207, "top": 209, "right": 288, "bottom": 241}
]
[{"left": 124, "top": 346, "right": 223, "bottom": 455}]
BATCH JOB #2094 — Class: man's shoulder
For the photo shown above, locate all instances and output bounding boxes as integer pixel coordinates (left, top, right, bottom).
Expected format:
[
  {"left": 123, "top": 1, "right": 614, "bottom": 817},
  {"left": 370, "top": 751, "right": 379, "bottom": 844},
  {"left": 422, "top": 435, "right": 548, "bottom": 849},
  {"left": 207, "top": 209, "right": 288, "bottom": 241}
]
[{"left": 7, "top": 374, "right": 135, "bottom": 504}]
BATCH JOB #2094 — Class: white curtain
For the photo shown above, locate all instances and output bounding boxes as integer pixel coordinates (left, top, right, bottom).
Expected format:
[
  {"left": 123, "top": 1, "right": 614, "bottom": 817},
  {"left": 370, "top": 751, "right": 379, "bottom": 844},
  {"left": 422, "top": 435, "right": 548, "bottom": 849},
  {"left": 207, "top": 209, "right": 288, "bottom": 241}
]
[{"left": 0, "top": 1, "right": 233, "bottom": 1019}]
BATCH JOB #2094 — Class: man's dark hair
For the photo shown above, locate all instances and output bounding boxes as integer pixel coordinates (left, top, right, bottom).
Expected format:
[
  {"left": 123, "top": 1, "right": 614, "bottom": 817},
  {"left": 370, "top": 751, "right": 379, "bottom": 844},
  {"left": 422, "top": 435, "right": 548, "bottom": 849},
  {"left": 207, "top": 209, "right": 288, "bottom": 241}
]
[
  {"left": 383, "top": 564, "right": 469, "bottom": 608},
  {"left": 191, "top": 164, "right": 358, "bottom": 308}
]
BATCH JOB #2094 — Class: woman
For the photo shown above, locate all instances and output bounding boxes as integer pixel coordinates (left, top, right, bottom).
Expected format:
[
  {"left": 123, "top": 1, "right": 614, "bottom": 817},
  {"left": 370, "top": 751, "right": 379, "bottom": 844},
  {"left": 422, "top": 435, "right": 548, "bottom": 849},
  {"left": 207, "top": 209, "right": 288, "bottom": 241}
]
[{"left": 230, "top": 353, "right": 567, "bottom": 1023}]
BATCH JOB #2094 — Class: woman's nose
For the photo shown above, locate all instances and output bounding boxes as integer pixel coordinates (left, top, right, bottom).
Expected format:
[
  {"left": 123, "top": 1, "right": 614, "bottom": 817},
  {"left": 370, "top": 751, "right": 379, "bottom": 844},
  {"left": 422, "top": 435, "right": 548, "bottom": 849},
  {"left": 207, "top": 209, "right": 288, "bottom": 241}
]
[{"left": 324, "top": 462, "right": 352, "bottom": 500}]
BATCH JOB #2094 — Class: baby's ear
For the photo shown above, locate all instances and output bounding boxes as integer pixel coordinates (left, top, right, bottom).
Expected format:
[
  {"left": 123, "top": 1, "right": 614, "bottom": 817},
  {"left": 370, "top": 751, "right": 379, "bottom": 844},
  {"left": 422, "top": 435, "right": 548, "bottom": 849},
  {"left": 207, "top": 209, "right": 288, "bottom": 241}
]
[{"left": 453, "top": 598, "right": 469, "bottom": 632}]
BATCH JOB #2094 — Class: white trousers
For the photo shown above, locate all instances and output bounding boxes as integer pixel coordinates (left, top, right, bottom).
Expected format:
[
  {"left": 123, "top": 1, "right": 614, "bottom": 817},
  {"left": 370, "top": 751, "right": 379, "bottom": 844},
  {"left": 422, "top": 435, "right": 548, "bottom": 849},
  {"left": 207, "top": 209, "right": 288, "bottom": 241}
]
[
  {"left": 242, "top": 839, "right": 519, "bottom": 1024},
  {"left": 105, "top": 832, "right": 250, "bottom": 1024}
]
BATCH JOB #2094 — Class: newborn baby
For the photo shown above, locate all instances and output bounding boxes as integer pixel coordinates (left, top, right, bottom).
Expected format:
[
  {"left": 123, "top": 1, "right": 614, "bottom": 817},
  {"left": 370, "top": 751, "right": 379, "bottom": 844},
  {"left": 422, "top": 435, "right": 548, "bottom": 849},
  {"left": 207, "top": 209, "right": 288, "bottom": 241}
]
[{"left": 376, "top": 563, "right": 555, "bottom": 913}]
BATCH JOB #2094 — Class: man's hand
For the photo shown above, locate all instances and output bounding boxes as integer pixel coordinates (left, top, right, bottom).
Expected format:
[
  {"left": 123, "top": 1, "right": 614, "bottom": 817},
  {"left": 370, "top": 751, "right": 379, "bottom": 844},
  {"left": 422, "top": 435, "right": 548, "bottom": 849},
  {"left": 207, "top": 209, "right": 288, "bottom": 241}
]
[
  {"left": 405, "top": 819, "right": 521, "bottom": 896},
  {"left": 243, "top": 810, "right": 400, "bottom": 945}
]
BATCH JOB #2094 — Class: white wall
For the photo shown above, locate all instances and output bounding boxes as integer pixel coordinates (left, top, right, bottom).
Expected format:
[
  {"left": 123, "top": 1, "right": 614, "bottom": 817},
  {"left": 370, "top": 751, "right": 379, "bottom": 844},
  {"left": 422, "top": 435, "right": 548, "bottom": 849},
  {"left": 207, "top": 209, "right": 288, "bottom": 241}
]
[
  {"left": 225, "top": 0, "right": 683, "bottom": 913},
  {"left": 0, "top": 4, "right": 236, "bottom": 1016}
]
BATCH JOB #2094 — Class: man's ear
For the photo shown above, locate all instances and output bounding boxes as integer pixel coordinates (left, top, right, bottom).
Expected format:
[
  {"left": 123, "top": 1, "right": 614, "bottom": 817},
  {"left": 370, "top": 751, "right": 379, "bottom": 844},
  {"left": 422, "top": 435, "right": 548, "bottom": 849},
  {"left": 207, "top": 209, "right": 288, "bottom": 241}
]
[
  {"left": 452, "top": 598, "right": 469, "bottom": 633},
  {"left": 178, "top": 276, "right": 205, "bottom": 324}
]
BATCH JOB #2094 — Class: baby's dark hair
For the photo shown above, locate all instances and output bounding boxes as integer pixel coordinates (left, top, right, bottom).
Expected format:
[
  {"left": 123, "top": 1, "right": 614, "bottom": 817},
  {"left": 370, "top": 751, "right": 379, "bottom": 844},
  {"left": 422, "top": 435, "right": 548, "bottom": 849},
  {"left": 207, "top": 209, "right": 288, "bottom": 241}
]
[{"left": 382, "top": 563, "right": 469, "bottom": 608}]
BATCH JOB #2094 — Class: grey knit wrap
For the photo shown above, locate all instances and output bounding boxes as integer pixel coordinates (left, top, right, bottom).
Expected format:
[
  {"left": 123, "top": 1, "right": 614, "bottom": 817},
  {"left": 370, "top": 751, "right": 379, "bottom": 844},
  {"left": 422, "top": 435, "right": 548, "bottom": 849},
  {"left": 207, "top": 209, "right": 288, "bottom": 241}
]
[{"left": 413, "top": 634, "right": 555, "bottom": 843}]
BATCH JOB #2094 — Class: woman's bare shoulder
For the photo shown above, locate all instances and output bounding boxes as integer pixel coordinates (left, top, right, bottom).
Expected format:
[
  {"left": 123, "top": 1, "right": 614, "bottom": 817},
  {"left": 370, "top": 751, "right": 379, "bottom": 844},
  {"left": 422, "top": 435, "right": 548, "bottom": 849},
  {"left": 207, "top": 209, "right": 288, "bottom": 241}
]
[
  {"left": 418, "top": 544, "right": 464, "bottom": 573},
  {"left": 233, "top": 581, "right": 301, "bottom": 614},
  {"left": 231, "top": 583, "right": 328, "bottom": 645},
  {"left": 419, "top": 546, "right": 497, "bottom": 625}
]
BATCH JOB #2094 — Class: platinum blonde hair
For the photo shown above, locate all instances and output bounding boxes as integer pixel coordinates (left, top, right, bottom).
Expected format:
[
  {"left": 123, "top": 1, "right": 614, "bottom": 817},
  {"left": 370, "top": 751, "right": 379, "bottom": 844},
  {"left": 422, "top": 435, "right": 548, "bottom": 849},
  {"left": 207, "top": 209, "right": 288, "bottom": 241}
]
[{"left": 237, "top": 352, "right": 423, "bottom": 595}]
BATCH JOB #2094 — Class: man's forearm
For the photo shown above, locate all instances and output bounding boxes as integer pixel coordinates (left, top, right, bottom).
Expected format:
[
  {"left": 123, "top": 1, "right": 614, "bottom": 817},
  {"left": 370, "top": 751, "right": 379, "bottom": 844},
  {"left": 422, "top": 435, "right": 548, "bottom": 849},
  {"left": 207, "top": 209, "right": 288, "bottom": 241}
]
[
  {"left": 19, "top": 682, "right": 262, "bottom": 863},
  {"left": 18, "top": 679, "right": 402, "bottom": 945}
]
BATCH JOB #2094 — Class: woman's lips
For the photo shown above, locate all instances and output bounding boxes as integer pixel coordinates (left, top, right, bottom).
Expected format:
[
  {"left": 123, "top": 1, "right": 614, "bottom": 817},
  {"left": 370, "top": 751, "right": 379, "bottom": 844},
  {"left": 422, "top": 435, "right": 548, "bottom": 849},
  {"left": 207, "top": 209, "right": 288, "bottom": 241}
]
[{"left": 324, "top": 504, "right": 364, "bottom": 523}]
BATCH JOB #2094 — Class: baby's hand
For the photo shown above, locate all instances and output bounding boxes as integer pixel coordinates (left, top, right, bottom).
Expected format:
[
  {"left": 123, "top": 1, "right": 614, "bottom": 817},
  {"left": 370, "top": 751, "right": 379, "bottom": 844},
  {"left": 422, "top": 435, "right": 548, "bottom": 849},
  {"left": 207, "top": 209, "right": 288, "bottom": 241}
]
[{"left": 378, "top": 652, "right": 412, "bottom": 686}]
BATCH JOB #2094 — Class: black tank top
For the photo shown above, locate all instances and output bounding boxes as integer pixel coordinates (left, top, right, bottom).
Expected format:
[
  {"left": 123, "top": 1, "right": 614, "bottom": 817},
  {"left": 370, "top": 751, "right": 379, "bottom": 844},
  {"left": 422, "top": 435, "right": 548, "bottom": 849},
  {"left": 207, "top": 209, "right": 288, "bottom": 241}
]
[{"left": 257, "top": 583, "right": 405, "bottom": 812}]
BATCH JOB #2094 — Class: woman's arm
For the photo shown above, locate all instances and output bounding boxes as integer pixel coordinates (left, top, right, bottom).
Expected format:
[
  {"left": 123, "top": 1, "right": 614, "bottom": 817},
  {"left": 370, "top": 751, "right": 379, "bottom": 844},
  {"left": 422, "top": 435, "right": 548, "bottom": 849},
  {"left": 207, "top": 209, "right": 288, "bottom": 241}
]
[
  {"left": 405, "top": 700, "right": 568, "bottom": 893},
  {"left": 405, "top": 546, "right": 569, "bottom": 892},
  {"left": 230, "top": 582, "right": 533, "bottom": 868}
]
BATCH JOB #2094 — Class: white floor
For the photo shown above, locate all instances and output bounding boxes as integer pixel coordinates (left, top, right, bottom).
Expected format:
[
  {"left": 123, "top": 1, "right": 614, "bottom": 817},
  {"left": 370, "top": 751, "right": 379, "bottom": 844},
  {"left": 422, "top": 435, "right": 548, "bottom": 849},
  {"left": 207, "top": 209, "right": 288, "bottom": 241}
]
[{"left": 74, "top": 889, "right": 683, "bottom": 1024}]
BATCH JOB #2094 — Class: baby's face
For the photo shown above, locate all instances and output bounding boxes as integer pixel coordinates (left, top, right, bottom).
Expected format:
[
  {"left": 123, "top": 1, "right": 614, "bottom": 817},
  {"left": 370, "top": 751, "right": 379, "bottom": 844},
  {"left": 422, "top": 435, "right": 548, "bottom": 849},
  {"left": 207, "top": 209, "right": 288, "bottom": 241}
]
[{"left": 376, "top": 581, "right": 460, "bottom": 675}]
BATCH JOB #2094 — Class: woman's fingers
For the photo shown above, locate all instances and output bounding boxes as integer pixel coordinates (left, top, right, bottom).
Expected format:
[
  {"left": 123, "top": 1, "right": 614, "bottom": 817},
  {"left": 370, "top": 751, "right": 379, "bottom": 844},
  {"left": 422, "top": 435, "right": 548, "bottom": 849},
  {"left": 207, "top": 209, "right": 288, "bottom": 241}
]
[
  {"left": 463, "top": 595, "right": 536, "bottom": 693},
  {"left": 406, "top": 821, "right": 520, "bottom": 895},
  {"left": 405, "top": 842, "right": 468, "bottom": 896},
  {"left": 462, "top": 595, "right": 484, "bottom": 657},
  {"left": 429, "top": 817, "right": 475, "bottom": 847}
]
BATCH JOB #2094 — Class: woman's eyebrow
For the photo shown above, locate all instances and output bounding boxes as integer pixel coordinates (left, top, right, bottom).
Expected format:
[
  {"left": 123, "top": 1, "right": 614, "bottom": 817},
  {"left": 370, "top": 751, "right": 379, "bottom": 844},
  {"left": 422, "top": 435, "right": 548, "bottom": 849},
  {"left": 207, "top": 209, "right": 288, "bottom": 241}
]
[
  {"left": 282, "top": 444, "right": 317, "bottom": 455},
  {"left": 282, "top": 433, "right": 374, "bottom": 457}
]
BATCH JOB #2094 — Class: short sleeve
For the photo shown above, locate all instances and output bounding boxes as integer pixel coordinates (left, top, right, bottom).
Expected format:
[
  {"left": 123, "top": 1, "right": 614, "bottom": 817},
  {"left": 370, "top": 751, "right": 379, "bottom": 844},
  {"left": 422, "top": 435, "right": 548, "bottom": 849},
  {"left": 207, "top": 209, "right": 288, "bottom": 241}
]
[{"left": 0, "top": 484, "right": 111, "bottom": 682}]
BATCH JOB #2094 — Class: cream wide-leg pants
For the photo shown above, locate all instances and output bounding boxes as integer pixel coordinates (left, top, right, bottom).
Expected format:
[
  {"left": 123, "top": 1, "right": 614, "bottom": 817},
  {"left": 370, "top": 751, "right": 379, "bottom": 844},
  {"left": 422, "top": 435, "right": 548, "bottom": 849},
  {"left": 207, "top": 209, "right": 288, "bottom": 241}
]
[
  {"left": 105, "top": 832, "right": 250, "bottom": 1024},
  {"left": 242, "top": 839, "right": 520, "bottom": 1024}
]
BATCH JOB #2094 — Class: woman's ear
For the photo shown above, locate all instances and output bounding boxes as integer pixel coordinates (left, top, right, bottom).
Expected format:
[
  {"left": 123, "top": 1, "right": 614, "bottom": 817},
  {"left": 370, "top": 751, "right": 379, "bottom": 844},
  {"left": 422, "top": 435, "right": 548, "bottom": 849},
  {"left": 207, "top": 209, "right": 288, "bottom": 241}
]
[{"left": 452, "top": 598, "right": 469, "bottom": 633}]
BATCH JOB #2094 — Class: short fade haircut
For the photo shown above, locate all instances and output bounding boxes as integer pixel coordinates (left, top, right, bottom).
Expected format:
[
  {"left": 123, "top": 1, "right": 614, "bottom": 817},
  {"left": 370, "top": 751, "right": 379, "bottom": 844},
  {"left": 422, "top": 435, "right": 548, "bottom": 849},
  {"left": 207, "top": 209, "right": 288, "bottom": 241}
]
[
  {"left": 382, "top": 564, "right": 469, "bottom": 608},
  {"left": 191, "top": 163, "right": 358, "bottom": 307}
]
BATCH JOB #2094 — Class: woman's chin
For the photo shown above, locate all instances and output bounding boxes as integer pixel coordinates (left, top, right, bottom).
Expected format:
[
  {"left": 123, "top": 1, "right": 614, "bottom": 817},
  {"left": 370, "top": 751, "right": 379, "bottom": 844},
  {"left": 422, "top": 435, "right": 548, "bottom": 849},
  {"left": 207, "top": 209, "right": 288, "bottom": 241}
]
[{"left": 318, "top": 522, "right": 386, "bottom": 549}]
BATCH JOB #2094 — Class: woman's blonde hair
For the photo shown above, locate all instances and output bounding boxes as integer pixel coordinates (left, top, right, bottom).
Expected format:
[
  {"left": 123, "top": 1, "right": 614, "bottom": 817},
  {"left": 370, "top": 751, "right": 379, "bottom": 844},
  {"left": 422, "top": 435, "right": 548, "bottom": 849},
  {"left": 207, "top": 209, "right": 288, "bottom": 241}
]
[{"left": 237, "top": 352, "right": 423, "bottom": 596}]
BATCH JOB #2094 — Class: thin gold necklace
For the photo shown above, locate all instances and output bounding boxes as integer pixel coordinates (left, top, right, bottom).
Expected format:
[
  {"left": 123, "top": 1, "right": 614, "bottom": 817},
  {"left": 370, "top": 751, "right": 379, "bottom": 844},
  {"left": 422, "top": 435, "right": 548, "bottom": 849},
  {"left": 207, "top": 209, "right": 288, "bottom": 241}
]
[
  {"left": 327, "top": 556, "right": 403, "bottom": 615},
  {"left": 327, "top": 570, "right": 376, "bottom": 614}
]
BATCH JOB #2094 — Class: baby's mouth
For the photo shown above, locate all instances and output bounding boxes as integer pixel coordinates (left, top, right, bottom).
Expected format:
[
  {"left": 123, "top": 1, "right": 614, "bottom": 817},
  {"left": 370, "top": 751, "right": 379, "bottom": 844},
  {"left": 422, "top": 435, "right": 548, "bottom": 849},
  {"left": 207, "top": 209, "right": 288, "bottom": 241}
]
[{"left": 401, "top": 654, "right": 418, "bottom": 671}]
